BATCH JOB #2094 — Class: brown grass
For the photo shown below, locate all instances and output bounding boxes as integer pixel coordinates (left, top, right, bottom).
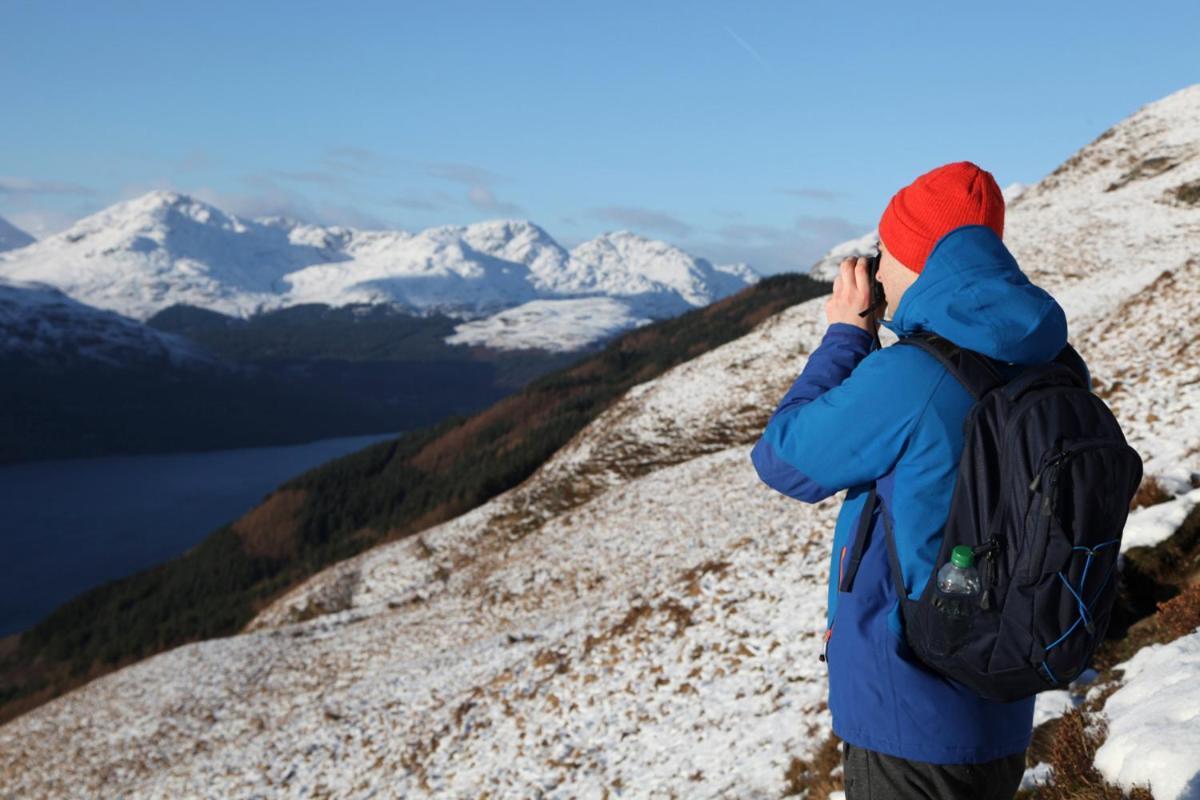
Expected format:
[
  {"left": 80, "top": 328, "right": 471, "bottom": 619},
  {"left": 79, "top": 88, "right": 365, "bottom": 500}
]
[
  {"left": 1129, "top": 476, "right": 1172, "bottom": 509},
  {"left": 680, "top": 560, "right": 732, "bottom": 596},
  {"left": 405, "top": 375, "right": 591, "bottom": 475},
  {"left": 1170, "top": 179, "right": 1200, "bottom": 206},
  {"left": 781, "top": 732, "right": 843, "bottom": 798},
  {"left": 1119, "top": 501, "right": 1200, "bottom": 593},
  {"left": 582, "top": 604, "right": 654, "bottom": 656},
  {"left": 231, "top": 488, "right": 306, "bottom": 559},
  {"left": 1105, "top": 156, "right": 1179, "bottom": 192},
  {"left": 1156, "top": 581, "right": 1200, "bottom": 640},
  {"left": 1018, "top": 709, "right": 1153, "bottom": 800},
  {"left": 658, "top": 599, "right": 695, "bottom": 636}
]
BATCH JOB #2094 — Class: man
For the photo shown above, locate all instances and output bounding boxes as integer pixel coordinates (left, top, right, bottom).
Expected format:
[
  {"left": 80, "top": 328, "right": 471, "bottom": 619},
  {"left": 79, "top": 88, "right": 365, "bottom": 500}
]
[{"left": 751, "top": 161, "right": 1074, "bottom": 799}]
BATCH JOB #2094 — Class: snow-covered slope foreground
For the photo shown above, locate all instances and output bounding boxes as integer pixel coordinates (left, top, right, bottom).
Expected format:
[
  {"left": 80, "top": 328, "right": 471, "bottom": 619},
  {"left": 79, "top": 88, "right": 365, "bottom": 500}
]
[
  {"left": 0, "top": 215, "right": 35, "bottom": 252},
  {"left": 3, "top": 84, "right": 1200, "bottom": 798},
  {"left": 1093, "top": 627, "right": 1200, "bottom": 800},
  {"left": 1, "top": 296, "right": 838, "bottom": 798},
  {"left": 0, "top": 277, "right": 205, "bottom": 367},
  {"left": 0, "top": 195, "right": 759, "bottom": 351}
]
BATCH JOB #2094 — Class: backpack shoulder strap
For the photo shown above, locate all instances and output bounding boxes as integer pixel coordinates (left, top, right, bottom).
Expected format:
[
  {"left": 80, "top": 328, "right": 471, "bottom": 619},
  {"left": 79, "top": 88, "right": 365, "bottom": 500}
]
[
  {"left": 894, "top": 331, "right": 1004, "bottom": 401},
  {"left": 1053, "top": 343, "right": 1090, "bottom": 387},
  {"left": 998, "top": 343, "right": 1090, "bottom": 404}
]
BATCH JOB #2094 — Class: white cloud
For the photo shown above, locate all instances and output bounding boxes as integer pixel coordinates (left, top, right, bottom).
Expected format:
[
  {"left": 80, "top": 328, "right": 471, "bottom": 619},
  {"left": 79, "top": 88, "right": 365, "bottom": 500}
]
[
  {"left": 0, "top": 177, "right": 94, "bottom": 197},
  {"left": 427, "top": 161, "right": 523, "bottom": 216},
  {"left": 587, "top": 206, "right": 693, "bottom": 238}
]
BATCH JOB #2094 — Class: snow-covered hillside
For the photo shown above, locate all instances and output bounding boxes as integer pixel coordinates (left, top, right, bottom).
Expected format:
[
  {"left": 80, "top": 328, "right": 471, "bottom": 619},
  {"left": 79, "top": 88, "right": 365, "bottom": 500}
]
[
  {"left": 3, "top": 84, "right": 1200, "bottom": 799},
  {"left": 0, "top": 195, "right": 759, "bottom": 351},
  {"left": 0, "top": 277, "right": 206, "bottom": 368},
  {"left": 444, "top": 296, "right": 655, "bottom": 353},
  {"left": 0, "top": 216, "right": 35, "bottom": 252}
]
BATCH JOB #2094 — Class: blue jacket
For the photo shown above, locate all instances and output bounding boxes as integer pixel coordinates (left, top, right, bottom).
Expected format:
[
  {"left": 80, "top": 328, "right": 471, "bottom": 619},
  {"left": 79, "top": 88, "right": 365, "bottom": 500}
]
[{"left": 751, "top": 224, "right": 1074, "bottom": 764}]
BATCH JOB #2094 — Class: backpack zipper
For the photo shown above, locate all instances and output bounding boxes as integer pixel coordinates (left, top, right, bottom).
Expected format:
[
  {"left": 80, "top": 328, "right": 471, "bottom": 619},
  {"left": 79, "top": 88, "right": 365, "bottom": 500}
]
[
  {"left": 1028, "top": 451, "right": 1069, "bottom": 493},
  {"left": 1029, "top": 437, "right": 1122, "bottom": 494},
  {"left": 1025, "top": 437, "right": 1130, "bottom": 583}
]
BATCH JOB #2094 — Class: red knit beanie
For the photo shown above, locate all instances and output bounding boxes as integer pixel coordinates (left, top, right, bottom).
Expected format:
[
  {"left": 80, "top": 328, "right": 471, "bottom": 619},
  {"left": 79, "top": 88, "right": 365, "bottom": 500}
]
[{"left": 877, "top": 161, "right": 1005, "bottom": 274}]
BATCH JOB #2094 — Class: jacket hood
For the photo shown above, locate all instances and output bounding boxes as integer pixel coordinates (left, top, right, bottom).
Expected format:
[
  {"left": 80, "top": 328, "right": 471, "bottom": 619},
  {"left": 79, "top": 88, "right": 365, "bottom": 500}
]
[{"left": 880, "top": 224, "right": 1067, "bottom": 364}]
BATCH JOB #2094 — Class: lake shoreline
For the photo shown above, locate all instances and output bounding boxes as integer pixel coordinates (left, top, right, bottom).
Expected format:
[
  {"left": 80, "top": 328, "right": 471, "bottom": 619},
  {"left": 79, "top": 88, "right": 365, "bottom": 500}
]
[{"left": 0, "top": 431, "right": 400, "bottom": 637}]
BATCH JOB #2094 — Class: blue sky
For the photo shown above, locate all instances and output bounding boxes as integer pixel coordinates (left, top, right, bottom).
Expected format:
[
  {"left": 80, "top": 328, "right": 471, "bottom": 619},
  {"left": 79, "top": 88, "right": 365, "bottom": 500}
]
[{"left": 2, "top": 1, "right": 1197, "bottom": 274}]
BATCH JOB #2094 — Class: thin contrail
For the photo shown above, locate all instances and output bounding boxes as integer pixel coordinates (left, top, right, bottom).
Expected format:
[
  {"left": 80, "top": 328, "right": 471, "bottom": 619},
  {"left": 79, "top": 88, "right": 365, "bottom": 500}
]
[{"left": 724, "top": 25, "right": 774, "bottom": 73}]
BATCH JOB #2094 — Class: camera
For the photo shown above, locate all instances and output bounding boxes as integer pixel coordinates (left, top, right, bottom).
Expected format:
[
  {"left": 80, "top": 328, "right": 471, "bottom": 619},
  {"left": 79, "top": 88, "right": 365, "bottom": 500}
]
[{"left": 858, "top": 246, "right": 887, "bottom": 320}]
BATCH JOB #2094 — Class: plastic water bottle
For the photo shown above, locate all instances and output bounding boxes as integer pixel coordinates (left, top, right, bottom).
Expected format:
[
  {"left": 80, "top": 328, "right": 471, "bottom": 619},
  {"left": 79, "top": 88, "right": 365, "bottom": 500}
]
[
  {"left": 937, "top": 545, "right": 981, "bottom": 596},
  {"left": 935, "top": 545, "right": 980, "bottom": 651}
]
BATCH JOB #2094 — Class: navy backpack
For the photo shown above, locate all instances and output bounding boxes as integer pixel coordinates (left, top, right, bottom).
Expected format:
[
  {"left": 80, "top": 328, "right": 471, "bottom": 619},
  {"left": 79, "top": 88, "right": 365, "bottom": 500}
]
[{"left": 854, "top": 331, "right": 1143, "bottom": 702}]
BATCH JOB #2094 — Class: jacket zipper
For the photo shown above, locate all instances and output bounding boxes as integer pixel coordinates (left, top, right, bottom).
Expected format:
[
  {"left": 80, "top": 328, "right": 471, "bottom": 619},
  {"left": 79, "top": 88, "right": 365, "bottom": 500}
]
[{"left": 821, "top": 544, "right": 848, "bottom": 664}]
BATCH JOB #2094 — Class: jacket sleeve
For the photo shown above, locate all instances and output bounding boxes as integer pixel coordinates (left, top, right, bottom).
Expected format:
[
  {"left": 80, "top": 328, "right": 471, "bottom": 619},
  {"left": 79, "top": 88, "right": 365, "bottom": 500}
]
[{"left": 750, "top": 323, "right": 928, "bottom": 502}]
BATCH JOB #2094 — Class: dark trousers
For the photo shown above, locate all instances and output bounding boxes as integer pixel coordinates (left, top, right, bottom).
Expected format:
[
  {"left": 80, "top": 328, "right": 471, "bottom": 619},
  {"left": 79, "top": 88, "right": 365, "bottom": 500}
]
[{"left": 842, "top": 740, "right": 1027, "bottom": 800}]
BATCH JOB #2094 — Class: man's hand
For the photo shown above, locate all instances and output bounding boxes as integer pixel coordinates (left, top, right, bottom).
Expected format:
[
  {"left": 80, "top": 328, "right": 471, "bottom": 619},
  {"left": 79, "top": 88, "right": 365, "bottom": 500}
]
[{"left": 825, "top": 256, "right": 878, "bottom": 333}]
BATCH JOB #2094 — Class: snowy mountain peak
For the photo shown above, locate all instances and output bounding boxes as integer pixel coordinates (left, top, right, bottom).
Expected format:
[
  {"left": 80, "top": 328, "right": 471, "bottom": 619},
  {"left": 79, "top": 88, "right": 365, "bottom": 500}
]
[
  {"left": 458, "top": 217, "right": 557, "bottom": 241},
  {"left": 128, "top": 188, "right": 198, "bottom": 210},
  {"left": 100, "top": 190, "right": 238, "bottom": 231},
  {"left": 0, "top": 191, "right": 344, "bottom": 319},
  {"left": 0, "top": 215, "right": 35, "bottom": 252},
  {"left": 42, "top": 190, "right": 249, "bottom": 252},
  {"left": 0, "top": 193, "right": 760, "bottom": 350},
  {"left": 579, "top": 229, "right": 688, "bottom": 256},
  {"left": 454, "top": 219, "right": 570, "bottom": 272}
]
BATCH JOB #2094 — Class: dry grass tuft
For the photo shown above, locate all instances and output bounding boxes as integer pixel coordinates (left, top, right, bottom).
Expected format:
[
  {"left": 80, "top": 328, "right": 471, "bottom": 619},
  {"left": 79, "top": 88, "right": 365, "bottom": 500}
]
[
  {"left": 289, "top": 567, "right": 362, "bottom": 623},
  {"left": 1156, "top": 581, "right": 1200, "bottom": 641},
  {"left": 781, "top": 732, "right": 843, "bottom": 798},
  {"left": 680, "top": 559, "right": 732, "bottom": 596},
  {"left": 1018, "top": 709, "right": 1153, "bottom": 800},
  {"left": 1129, "top": 476, "right": 1172, "bottom": 509},
  {"left": 1168, "top": 179, "right": 1200, "bottom": 206},
  {"left": 1104, "top": 155, "right": 1178, "bottom": 192}
]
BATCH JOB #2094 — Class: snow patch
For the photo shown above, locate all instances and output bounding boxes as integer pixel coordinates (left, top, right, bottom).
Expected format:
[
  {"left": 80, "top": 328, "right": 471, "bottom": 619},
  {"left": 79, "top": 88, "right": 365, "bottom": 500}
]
[
  {"left": 1121, "top": 488, "right": 1200, "bottom": 552},
  {"left": 445, "top": 296, "right": 652, "bottom": 352},
  {"left": 1094, "top": 628, "right": 1200, "bottom": 800},
  {"left": 1019, "top": 761, "right": 1054, "bottom": 791}
]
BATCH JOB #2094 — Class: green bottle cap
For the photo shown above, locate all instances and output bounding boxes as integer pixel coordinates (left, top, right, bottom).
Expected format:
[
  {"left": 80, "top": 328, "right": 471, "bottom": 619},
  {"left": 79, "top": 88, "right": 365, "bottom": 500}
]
[{"left": 951, "top": 545, "right": 975, "bottom": 568}]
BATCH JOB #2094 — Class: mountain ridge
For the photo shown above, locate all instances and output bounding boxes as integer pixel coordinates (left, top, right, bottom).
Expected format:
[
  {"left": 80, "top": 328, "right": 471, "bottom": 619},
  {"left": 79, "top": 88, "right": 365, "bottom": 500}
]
[{"left": 0, "top": 193, "right": 760, "bottom": 352}]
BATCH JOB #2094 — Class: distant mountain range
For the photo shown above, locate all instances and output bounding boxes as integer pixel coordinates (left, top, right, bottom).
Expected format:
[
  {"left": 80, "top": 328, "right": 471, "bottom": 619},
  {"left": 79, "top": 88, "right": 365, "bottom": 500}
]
[
  {"left": 0, "top": 217, "right": 35, "bottom": 252},
  {"left": 0, "top": 196, "right": 763, "bottom": 461},
  {"left": 0, "top": 193, "right": 759, "bottom": 352}
]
